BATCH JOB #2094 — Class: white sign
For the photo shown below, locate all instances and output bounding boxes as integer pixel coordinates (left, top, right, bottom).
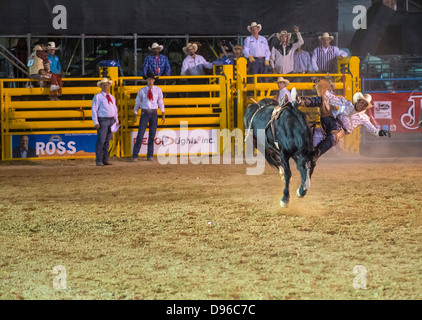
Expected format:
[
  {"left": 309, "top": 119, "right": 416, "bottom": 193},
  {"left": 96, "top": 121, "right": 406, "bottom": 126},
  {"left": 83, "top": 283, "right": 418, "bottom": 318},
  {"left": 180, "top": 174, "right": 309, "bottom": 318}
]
[
  {"left": 374, "top": 101, "right": 392, "bottom": 119},
  {"left": 131, "top": 129, "right": 218, "bottom": 156}
]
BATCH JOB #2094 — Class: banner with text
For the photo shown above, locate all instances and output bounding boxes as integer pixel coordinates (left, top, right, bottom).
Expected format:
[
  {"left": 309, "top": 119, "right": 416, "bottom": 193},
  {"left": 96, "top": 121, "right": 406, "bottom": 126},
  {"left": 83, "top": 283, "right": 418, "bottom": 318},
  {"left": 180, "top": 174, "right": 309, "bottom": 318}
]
[
  {"left": 131, "top": 129, "right": 218, "bottom": 156},
  {"left": 366, "top": 92, "right": 422, "bottom": 133},
  {"left": 11, "top": 133, "right": 97, "bottom": 159}
]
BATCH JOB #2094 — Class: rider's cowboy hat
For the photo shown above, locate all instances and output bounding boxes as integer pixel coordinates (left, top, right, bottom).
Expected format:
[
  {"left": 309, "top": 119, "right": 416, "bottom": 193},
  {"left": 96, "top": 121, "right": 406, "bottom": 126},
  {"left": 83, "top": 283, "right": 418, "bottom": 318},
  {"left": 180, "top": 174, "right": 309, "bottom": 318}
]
[
  {"left": 97, "top": 78, "right": 112, "bottom": 87},
  {"left": 148, "top": 42, "right": 164, "bottom": 52},
  {"left": 183, "top": 42, "right": 198, "bottom": 55},
  {"left": 277, "top": 77, "right": 290, "bottom": 86},
  {"left": 353, "top": 92, "right": 373, "bottom": 109},
  {"left": 247, "top": 22, "right": 262, "bottom": 33},
  {"left": 318, "top": 32, "right": 334, "bottom": 41},
  {"left": 277, "top": 30, "right": 291, "bottom": 42},
  {"left": 47, "top": 41, "right": 59, "bottom": 50}
]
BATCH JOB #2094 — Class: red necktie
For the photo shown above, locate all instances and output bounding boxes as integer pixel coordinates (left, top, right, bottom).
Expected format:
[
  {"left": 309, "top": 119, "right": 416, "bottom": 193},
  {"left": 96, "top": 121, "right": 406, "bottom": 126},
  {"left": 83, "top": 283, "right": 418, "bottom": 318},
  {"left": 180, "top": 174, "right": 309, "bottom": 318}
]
[
  {"left": 147, "top": 87, "right": 153, "bottom": 101},
  {"left": 155, "top": 57, "right": 160, "bottom": 75},
  {"left": 106, "top": 94, "right": 113, "bottom": 104}
]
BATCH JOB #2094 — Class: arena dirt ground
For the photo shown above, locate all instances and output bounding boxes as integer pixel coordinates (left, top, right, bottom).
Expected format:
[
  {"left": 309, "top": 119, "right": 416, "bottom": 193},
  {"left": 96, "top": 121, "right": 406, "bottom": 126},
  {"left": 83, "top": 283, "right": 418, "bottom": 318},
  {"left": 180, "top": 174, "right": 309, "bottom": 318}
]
[{"left": 0, "top": 154, "right": 421, "bottom": 300}]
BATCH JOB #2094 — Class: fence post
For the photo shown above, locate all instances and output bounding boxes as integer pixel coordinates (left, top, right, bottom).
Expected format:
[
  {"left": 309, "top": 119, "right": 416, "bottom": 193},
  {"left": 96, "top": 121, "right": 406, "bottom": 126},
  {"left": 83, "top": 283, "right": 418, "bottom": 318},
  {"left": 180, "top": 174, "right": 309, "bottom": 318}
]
[{"left": 235, "top": 57, "right": 248, "bottom": 133}]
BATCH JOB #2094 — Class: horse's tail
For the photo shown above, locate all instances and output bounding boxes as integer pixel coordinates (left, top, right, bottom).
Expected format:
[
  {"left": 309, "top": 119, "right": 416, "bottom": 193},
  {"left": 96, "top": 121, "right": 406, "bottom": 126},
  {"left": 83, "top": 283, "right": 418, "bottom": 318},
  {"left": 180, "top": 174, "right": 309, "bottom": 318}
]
[{"left": 252, "top": 136, "right": 281, "bottom": 170}]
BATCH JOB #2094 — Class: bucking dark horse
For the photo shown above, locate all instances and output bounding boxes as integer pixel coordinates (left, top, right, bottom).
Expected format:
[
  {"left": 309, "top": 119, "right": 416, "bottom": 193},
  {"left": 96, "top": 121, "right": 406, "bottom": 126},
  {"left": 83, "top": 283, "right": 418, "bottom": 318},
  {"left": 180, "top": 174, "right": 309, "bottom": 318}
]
[{"left": 244, "top": 96, "right": 316, "bottom": 208}]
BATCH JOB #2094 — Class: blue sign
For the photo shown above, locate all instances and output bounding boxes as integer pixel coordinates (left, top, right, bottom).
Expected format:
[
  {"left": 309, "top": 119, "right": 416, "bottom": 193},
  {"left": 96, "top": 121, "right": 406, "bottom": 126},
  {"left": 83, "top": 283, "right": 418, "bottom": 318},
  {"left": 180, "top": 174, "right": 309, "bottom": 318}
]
[{"left": 11, "top": 133, "right": 97, "bottom": 158}]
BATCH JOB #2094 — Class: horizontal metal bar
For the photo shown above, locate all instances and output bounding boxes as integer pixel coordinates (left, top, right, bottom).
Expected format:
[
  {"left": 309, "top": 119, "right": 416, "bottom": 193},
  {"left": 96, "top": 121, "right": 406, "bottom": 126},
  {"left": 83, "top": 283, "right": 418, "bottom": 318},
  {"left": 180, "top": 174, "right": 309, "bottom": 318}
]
[
  {"left": 9, "top": 100, "right": 92, "bottom": 108},
  {"left": 9, "top": 121, "right": 95, "bottom": 129},
  {"left": 10, "top": 110, "right": 92, "bottom": 119},
  {"left": 362, "top": 77, "right": 422, "bottom": 81},
  {"left": 363, "top": 90, "right": 422, "bottom": 93},
  {"left": 122, "top": 85, "right": 221, "bottom": 93}
]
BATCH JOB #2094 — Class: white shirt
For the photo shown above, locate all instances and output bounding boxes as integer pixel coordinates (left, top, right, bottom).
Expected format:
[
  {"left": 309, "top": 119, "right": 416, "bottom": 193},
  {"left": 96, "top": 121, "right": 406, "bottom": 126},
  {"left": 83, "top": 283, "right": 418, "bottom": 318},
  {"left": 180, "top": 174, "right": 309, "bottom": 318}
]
[
  {"left": 181, "top": 54, "right": 213, "bottom": 75},
  {"left": 278, "top": 88, "right": 292, "bottom": 103},
  {"left": 270, "top": 32, "right": 304, "bottom": 74},
  {"left": 243, "top": 35, "right": 271, "bottom": 60},
  {"left": 311, "top": 45, "right": 348, "bottom": 72},
  {"left": 134, "top": 85, "right": 165, "bottom": 114},
  {"left": 324, "top": 91, "right": 378, "bottom": 136},
  {"left": 91, "top": 91, "right": 119, "bottom": 126}
]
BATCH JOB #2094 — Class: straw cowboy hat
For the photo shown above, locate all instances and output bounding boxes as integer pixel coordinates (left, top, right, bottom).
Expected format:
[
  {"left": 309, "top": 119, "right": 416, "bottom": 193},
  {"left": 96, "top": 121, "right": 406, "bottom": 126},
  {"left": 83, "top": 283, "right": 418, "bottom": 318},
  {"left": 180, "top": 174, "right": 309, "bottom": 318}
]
[
  {"left": 247, "top": 21, "right": 262, "bottom": 33},
  {"left": 47, "top": 41, "right": 59, "bottom": 50},
  {"left": 277, "top": 77, "right": 290, "bottom": 86},
  {"left": 97, "top": 78, "right": 112, "bottom": 87},
  {"left": 148, "top": 42, "right": 164, "bottom": 52},
  {"left": 318, "top": 32, "right": 334, "bottom": 41},
  {"left": 277, "top": 30, "right": 292, "bottom": 42},
  {"left": 353, "top": 92, "right": 373, "bottom": 109},
  {"left": 183, "top": 42, "right": 198, "bottom": 55}
]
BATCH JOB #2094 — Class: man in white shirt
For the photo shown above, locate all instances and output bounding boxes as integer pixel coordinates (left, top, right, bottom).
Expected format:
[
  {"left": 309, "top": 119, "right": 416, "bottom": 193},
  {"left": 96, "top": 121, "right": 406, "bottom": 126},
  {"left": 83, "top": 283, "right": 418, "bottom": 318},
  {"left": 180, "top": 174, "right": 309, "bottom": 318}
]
[
  {"left": 243, "top": 22, "right": 271, "bottom": 75},
  {"left": 273, "top": 77, "right": 292, "bottom": 103},
  {"left": 181, "top": 42, "right": 213, "bottom": 76},
  {"left": 270, "top": 26, "right": 303, "bottom": 74},
  {"left": 91, "top": 78, "right": 119, "bottom": 166},
  {"left": 131, "top": 72, "right": 165, "bottom": 161},
  {"left": 311, "top": 32, "right": 348, "bottom": 73}
]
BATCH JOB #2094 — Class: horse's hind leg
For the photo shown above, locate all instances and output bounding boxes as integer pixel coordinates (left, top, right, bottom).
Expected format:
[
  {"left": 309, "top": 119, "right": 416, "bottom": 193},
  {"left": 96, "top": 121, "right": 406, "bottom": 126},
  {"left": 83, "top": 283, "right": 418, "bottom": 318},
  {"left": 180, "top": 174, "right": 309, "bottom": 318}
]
[
  {"left": 296, "top": 155, "right": 312, "bottom": 198},
  {"left": 280, "top": 152, "right": 292, "bottom": 208}
]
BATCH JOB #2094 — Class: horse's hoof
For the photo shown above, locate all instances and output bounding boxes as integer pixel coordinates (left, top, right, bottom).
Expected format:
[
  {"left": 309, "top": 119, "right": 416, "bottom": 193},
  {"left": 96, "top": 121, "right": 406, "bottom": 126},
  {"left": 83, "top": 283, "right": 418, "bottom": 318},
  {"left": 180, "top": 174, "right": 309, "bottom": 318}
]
[
  {"left": 296, "top": 188, "right": 304, "bottom": 198},
  {"left": 280, "top": 200, "right": 289, "bottom": 208}
]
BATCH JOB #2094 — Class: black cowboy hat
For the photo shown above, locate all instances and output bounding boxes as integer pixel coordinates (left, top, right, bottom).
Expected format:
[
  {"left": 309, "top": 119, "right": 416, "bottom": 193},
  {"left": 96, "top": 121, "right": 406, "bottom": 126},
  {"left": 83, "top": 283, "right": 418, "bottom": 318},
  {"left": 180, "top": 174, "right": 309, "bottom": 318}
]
[{"left": 143, "top": 72, "right": 159, "bottom": 81}]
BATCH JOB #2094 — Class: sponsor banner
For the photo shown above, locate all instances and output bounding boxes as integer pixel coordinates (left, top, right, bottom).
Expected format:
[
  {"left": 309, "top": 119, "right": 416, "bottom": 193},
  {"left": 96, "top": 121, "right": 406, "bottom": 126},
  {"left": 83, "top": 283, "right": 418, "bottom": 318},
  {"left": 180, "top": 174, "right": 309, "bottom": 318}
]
[
  {"left": 11, "top": 133, "right": 97, "bottom": 159},
  {"left": 367, "top": 92, "right": 422, "bottom": 133},
  {"left": 131, "top": 129, "right": 218, "bottom": 156}
]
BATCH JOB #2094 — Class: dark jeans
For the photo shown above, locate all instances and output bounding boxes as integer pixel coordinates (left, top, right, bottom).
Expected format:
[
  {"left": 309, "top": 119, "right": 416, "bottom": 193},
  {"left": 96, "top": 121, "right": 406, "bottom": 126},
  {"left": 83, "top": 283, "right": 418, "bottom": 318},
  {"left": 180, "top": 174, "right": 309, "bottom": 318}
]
[
  {"left": 96, "top": 117, "right": 115, "bottom": 164},
  {"left": 132, "top": 109, "right": 158, "bottom": 159},
  {"left": 315, "top": 116, "right": 342, "bottom": 157},
  {"left": 247, "top": 58, "right": 269, "bottom": 83}
]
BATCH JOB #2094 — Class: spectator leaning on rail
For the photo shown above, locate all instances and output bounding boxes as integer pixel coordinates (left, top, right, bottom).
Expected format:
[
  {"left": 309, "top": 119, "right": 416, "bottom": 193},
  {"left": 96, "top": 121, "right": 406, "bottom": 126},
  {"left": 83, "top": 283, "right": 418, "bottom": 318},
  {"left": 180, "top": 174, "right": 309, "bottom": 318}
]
[
  {"left": 46, "top": 42, "right": 63, "bottom": 101},
  {"left": 143, "top": 42, "right": 171, "bottom": 78},
  {"left": 232, "top": 44, "right": 244, "bottom": 61},
  {"left": 293, "top": 44, "right": 313, "bottom": 74},
  {"left": 270, "top": 26, "right": 304, "bottom": 75},
  {"left": 91, "top": 78, "right": 119, "bottom": 167},
  {"left": 131, "top": 72, "right": 165, "bottom": 162},
  {"left": 311, "top": 32, "right": 348, "bottom": 74},
  {"left": 243, "top": 21, "right": 271, "bottom": 75},
  {"left": 28, "top": 43, "right": 51, "bottom": 87},
  {"left": 181, "top": 42, "right": 213, "bottom": 76}
]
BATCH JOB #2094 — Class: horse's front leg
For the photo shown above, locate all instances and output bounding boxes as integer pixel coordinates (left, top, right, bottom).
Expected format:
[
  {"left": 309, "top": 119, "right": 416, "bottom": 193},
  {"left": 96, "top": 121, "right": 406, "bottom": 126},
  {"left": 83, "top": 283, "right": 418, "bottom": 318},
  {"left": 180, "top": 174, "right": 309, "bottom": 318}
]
[{"left": 296, "top": 155, "right": 312, "bottom": 198}]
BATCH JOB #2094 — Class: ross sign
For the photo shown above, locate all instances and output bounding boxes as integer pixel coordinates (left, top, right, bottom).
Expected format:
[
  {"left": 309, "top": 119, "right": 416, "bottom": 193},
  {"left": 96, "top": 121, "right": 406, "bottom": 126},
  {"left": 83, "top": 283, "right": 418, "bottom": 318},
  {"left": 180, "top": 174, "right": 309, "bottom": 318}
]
[
  {"left": 367, "top": 92, "right": 422, "bottom": 133},
  {"left": 11, "top": 133, "right": 97, "bottom": 159},
  {"left": 131, "top": 129, "right": 218, "bottom": 156}
]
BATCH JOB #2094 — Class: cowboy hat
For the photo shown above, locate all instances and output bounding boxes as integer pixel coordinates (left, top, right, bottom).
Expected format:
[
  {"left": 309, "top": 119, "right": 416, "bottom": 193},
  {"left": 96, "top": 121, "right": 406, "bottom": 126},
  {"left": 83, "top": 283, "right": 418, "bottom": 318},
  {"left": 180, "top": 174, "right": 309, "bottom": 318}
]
[
  {"left": 277, "top": 77, "right": 290, "bottom": 86},
  {"left": 247, "top": 22, "right": 262, "bottom": 33},
  {"left": 233, "top": 44, "right": 243, "bottom": 50},
  {"left": 143, "top": 72, "right": 159, "bottom": 81},
  {"left": 353, "top": 92, "right": 373, "bottom": 109},
  {"left": 277, "top": 30, "right": 291, "bottom": 42},
  {"left": 148, "top": 42, "right": 164, "bottom": 52},
  {"left": 47, "top": 41, "right": 59, "bottom": 50},
  {"left": 318, "top": 32, "right": 334, "bottom": 41},
  {"left": 97, "top": 78, "right": 112, "bottom": 87},
  {"left": 183, "top": 42, "right": 198, "bottom": 55}
]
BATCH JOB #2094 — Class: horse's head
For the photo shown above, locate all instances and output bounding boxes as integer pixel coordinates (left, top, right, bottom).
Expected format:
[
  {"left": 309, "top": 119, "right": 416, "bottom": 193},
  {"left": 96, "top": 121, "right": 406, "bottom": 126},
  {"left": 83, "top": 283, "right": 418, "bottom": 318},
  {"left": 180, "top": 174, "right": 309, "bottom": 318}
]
[{"left": 314, "top": 78, "right": 331, "bottom": 97}]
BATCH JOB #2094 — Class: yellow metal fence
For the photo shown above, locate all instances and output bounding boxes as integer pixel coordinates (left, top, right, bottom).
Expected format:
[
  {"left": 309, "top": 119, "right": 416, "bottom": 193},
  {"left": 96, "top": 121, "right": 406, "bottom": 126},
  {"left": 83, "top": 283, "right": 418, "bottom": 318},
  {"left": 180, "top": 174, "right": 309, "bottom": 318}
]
[{"left": 0, "top": 57, "right": 361, "bottom": 160}]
